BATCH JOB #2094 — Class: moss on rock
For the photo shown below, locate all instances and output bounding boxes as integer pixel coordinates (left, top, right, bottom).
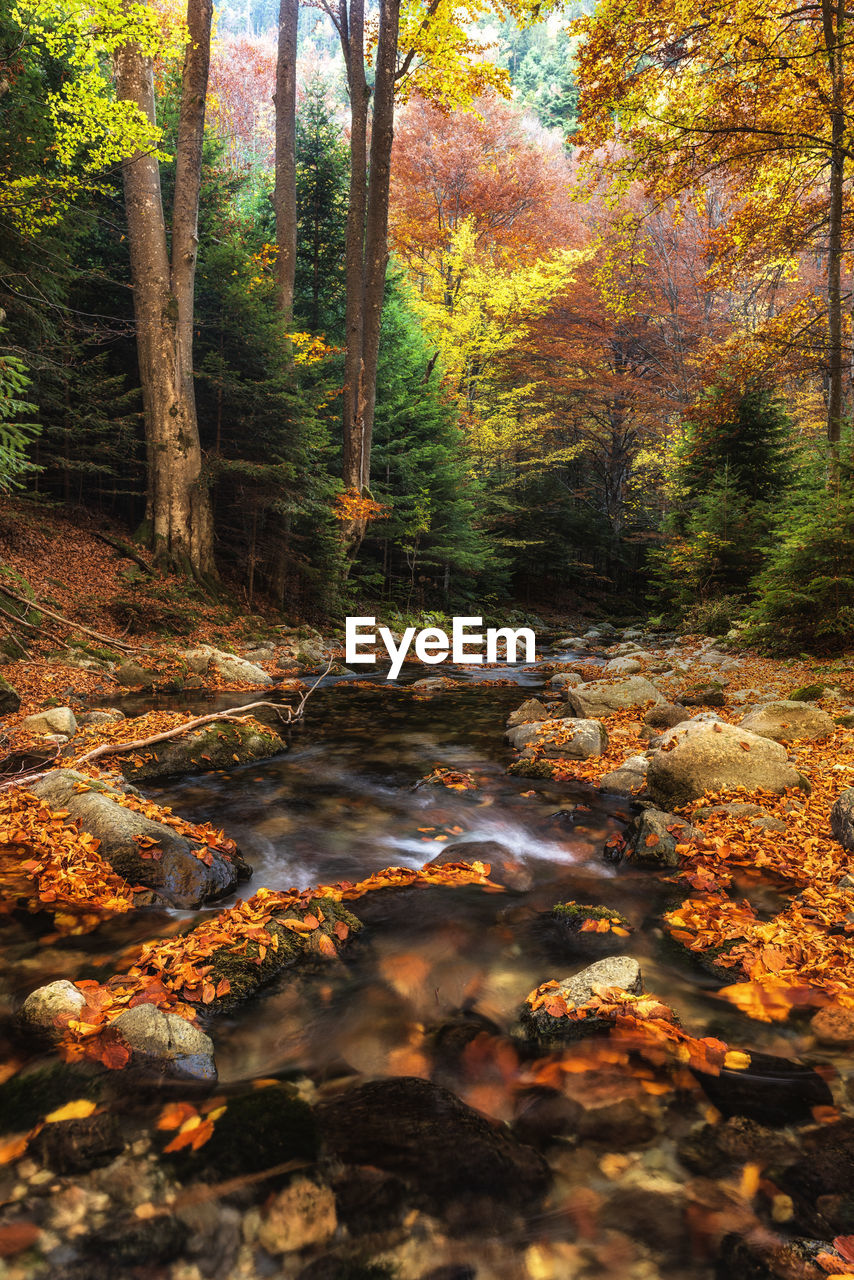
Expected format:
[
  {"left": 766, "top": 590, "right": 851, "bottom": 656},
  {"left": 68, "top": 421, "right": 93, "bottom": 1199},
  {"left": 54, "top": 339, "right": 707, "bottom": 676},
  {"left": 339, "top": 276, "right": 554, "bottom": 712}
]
[
  {"left": 553, "top": 902, "right": 631, "bottom": 932},
  {"left": 121, "top": 719, "right": 287, "bottom": 783}
]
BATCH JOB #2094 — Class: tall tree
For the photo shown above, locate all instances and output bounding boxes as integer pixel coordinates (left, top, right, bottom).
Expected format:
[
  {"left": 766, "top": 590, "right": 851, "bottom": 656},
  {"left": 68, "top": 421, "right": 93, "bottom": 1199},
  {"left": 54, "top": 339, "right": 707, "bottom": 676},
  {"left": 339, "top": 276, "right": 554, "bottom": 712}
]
[
  {"left": 273, "top": 0, "right": 298, "bottom": 316},
  {"left": 115, "top": 0, "right": 215, "bottom": 576}
]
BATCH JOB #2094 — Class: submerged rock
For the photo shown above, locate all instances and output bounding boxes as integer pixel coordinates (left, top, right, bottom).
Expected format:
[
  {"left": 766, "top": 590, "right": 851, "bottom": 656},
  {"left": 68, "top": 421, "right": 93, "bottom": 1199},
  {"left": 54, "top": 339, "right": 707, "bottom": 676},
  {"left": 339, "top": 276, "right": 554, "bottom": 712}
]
[
  {"left": 257, "top": 1177, "right": 337, "bottom": 1255},
  {"left": 316, "top": 1076, "right": 550, "bottom": 1215},
  {"left": 428, "top": 840, "right": 533, "bottom": 892},
  {"left": 739, "top": 700, "right": 835, "bottom": 743},
  {"left": 30, "top": 769, "right": 248, "bottom": 908},
  {"left": 506, "top": 717, "right": 608, "bottom": 759},
  {"left": 646, "top": 722, "right": 805, "bottom": 809},
  {"left": 119, "top": 717, "right": 288, "bottom": 782},
  {"left": 775, "top": 1118, "right": 854, "bottom": 1235},
  {"left": 565, "top": 675, "right": 664, "bottom": 718},
  {"left": 552, "top": 901, "right": 631, "bottom": 933},
  {"left": 693, "top": 1050, "right": 833, "bottom": 1129},
  {"left": 547, "top": 672, "right": 583, "bottom": 691}
]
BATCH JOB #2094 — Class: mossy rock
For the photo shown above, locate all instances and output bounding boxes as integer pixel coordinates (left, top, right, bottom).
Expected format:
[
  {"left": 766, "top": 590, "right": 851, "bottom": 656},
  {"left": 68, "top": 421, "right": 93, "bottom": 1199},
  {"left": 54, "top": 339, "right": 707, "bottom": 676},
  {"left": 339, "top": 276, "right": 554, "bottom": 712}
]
[
  {"left": 160, "top": 1081, "right": 318, "bottom": 1181},
  {"left": 507, "top": 757, "right": 562, "bottom": 780},
  {"left": 661, "top": 928, "right": 747, "bottom": 984},
  {"left": 120, "top": 719, "right": 288, "bottom": 783},
  {"left": 0, "top": 1061, "right": 103, "bottom": 1136},
  {"left": 837, "top": 714, "right": 854, "bottom": 729},
  {"left": 0, "top": 671, "right": 20, "bottom": 714},
  {"left": 789, "top": 684, "right": 825, "bottom": 701},
  {"left": 553, "top": 902, "right": 631, "bottom": 932},
  {"left": 203, "top": 896, "right": 363, "bottom": 1011}
]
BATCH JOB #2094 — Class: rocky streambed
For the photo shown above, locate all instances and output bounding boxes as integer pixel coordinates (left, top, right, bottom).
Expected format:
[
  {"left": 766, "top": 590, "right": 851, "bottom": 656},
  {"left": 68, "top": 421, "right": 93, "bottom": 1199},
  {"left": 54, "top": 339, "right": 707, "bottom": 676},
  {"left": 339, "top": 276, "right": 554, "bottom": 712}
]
[{"left": 1, "top": 624, "right": 854, "bottom": 1280}]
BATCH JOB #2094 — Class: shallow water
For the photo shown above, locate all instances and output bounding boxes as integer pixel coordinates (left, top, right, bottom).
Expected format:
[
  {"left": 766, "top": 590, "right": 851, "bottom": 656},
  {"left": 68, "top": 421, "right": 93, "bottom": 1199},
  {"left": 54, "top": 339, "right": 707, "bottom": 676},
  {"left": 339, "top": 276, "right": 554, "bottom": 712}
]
[{"left": 1, "top": 651, "right": 845, "bottom": 1279}]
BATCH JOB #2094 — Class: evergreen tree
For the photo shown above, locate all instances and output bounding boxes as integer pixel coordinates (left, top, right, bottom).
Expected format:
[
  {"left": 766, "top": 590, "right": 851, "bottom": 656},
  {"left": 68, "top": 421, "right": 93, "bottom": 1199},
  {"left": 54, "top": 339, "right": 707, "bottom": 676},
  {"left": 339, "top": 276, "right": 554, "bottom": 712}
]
[{"left": 294, "top": 77, "right": 349, "bottom": 338}]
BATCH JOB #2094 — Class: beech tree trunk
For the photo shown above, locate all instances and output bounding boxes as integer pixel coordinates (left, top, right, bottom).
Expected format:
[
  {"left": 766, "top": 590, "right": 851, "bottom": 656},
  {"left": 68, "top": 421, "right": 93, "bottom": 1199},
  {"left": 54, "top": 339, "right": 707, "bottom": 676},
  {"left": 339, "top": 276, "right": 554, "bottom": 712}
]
[
  {"left": 822, "top": 0, "right": 846, "bottom": 451},
  {"left": 336, "top": 0, "right": 401, "bottom": 556},
  {"left": 273, "top": 0, "right": 299, "bottom": 317},
  {"left": 115, "top": 0, "right": 215, "bottom": 578}
]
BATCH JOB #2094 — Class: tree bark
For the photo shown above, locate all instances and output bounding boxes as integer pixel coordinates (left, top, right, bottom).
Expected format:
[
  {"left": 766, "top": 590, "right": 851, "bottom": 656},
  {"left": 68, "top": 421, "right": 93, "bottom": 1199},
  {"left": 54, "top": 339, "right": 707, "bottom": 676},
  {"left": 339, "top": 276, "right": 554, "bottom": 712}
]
[
  {"left": 116, "top": 0, "right": 215, "bottom": 578},
  {"left": 822, "top": 0, "right": 845, "bottom": 451},
  {"left": 273, "top": 0, "right": 299, "bottom": 318}
]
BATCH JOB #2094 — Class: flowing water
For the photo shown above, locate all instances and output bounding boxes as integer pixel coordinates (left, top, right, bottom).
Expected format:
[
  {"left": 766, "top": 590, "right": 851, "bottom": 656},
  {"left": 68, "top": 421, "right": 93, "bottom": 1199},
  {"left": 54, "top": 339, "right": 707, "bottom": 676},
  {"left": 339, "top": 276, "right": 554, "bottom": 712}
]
[{"left": 1, "top": 650, "right": 845, "bottom": 1278}]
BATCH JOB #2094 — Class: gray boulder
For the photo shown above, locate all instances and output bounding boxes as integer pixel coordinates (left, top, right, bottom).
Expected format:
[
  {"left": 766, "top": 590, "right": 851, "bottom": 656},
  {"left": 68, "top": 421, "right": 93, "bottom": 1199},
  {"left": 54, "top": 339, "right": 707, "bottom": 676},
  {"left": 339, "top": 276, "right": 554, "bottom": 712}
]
[
  {"left": 428, "top": 839, "right": 533, "bottom": 892},
  {"left": 412, "top": 676, "right": 456, "bottom": 692},
  {"left": 693, "top": 801, "right": 786, "bottom": 834},
  {"left": 30, "top": 769, "right": 248, "bottom": 909},
  {"left": 115, "top": 660, "right": 164, "bottom": 688},
  {"left": 647, "top": 722, "right": 805, "bottom": 809},
  {"left": 21, "top": 706, "right": 77, "bottom": 737},
  {"left": 78, "top": 708, "right": 126, "bottom": 726},
  {"left": 182, "top": 645, "right": 273, "bottom": 686},
  {"left": 522, "top": 956, "right": 644, "bottom": 1044},
  {"left": 602, "top": 657, "right": 643, "bottom": 676},
  {"left": 507, "top": 717, "right": 608, "bottom": 759},
  {"left": 831, "top": 789, "right": 854, "bottom": 851},
  {"left": 739, "top": 700, "right": 835, "bottom": 743},
  {"left": 548, "top": 672, "right": 582, "bottom": 691},
  {"left": 19, "top": 979, "right": 87, "bottom": 1041},
  {"left": 565, "top": 676, "right": 664, "bottom": 719},
  {"left": 119, "top": 718, "right": 287, "bottom": 782},
  {"left": 0, "top": 673, "right": 20, "bottom": 715},
  {"left": 626, "top": 807, "right": 696, "bottom": 867},
  {"left": 109, "top": 1004, "right": 216, "bottom": 1081},
  {"left": 506, "top": 698, "right": 550, "bottom": 728},
  {"left": 599, "top": 754, "right": 649, "bottom": 796}
]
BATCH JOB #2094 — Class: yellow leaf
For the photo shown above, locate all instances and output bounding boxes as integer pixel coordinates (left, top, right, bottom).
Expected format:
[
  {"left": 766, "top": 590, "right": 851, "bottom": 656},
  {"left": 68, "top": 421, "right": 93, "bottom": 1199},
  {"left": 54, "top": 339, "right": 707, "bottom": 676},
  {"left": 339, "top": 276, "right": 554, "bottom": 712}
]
[
  {"left": 45, "top": 1099, "right": 97, "bottom": 1123},
  {"left": 724, "top": 1050, "right": 752, "bottom": 1071}
]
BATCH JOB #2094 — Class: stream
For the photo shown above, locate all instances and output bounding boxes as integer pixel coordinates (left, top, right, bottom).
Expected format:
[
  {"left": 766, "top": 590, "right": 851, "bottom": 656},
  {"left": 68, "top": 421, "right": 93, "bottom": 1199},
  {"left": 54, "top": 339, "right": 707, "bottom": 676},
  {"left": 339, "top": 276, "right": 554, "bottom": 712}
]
[{"left": 1, "top": 646, "right": 847, "bottom": 1279}]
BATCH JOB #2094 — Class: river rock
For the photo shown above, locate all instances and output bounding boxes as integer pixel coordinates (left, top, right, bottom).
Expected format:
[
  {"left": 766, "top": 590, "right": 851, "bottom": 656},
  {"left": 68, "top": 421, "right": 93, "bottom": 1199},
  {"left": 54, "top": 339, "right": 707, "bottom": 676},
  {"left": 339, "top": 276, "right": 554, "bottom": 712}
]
[
  {"left": 115, "top": 659, "right": 165, "bottom": 689},
  {"left": 108, "top": 1004, "right": 216, "bottom": 1081},
  {"left": 119, "top": 717, "right": 288, "bottom": 782},
  {"left": 739, "top": 700, "right": 835, "bottom": 743},
  {"left": 30, "top": 769, "right": 248, "bottom": 908},
  {"left": 429, "top": 840, "right": 533, "bottom": 892},
  {"left": 646, "top": 722, "right": 804, "bottom": 809},
  {"left": 676, "top": 680, "right": 727, "bottom": 708},
  {"left": 522, "top": 956, "right": 644, "bottom": 1044},
  {"left": 548, "top": 672, "right": 582, "bottom": 691},
  {"left": 565, "top": 675, "right": 664, "bottom": 718},
  {"left": 506, "top": 697, "right": 550, "bottom": 727},
  {"left": 19, "top": 979, "right": 87, "bottom": 1041},
  {"left": 21, "top": 706, "right": 77, "bottom": 737},
  {"left": 412, "top": 677, "right": 456, "bottom": 692},
  {"left": 626, "top": 807, "right": 696, "bottom": 867},
  {"left": 316, "top": 1077, "right": 549, "bottom": 1215},
  {"left": 181, "top": 644, "right": 273, "bottom": 686},
  {"left": 811, "top": 1005, "right": 854, "bottom": 1046},
  {"left": 832, "top": 790, "right": 854, "bottom": 850},
  {"left": 257, "top": 1177, "right": 337, "bottom": 1254},
  {"left": 598, "top": 754, "right": 649, "bottom": 795},
  {"left": 693, "top": 801, "right": 786, "bottom": 833},
  {"left": 0, "top": 673, "right": 20, "bottom": 715},
  {"left": 506, "top": 717, "right": 608, "bottom": 759},
  {"left": 694, "top": 1050, "right": 833, "bottom": 1129},
  {"left": 79, "top": 708, "right": 126, "bottom": 726},
  {"left": 602, "top": 656, "right": 643, "bottom": 676}
]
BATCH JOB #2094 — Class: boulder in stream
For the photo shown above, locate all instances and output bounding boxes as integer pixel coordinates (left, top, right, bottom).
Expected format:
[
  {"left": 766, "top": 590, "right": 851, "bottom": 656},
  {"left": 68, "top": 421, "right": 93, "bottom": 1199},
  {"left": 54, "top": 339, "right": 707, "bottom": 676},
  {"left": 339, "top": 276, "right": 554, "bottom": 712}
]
[
  {"left": 565, "top": 675, "right": 664, "bottom": 718},
  {"left": 625, "top": 806, "right": 696, "bottom": 868},
  {"left": 316, "top": 1076, "right": 550, "bottom": 1218},
  {"left": 521, "top": 956, "right": 644, "bottom": 1045},
  {"left": 119, "top": 717, "right": 288, "bottom": 782},
  {"left": 506, "top": 717, "right": 608, "bottom": 759},
  {"left": 30, "top": 769, "right": 248, "bottom": 908},
  {"left": 19, "top": 979, "right": 87, "bottom": 1041},
  {"left": 21, "top": 706, "right": 77, "bottom": 737},
  {"left": 599, "top": 753, "right": 649, "bottom": 795},
  {"left": 108, "top": 1003, "right": 216, "bottom": 1081},
  {"left": 506, "top": 697, "right": 550, "bottom": 728},
  {"left": 646, "top": 722, "right": 806, "bottom": 809},
  {"left": 428, "top": 839, "right": 533, "bottom": 892}
]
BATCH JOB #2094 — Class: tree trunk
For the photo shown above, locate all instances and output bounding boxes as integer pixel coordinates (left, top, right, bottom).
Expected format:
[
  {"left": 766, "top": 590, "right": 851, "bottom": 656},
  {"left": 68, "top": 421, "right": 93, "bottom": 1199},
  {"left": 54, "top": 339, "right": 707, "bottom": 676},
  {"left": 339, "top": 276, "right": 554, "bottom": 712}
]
[
  {"left": 274, "top": 0, "right": 299, "bottom": 318},
  {"left": 115, "top": 0, "right": 215, "bottom": 578},
  {"left": 341, "top": 0, "right": 369, "bottom": 498},
  {"left": 822, "top": 0, "right": 845, "bottom": 451}
]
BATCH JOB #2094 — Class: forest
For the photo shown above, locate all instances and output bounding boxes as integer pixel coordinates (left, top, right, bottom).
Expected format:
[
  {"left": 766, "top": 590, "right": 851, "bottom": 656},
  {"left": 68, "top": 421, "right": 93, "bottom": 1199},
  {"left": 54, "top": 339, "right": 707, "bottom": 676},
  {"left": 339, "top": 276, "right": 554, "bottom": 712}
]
[{"left": 2, "top": 1, "right": 854, "bottom": 1278}]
